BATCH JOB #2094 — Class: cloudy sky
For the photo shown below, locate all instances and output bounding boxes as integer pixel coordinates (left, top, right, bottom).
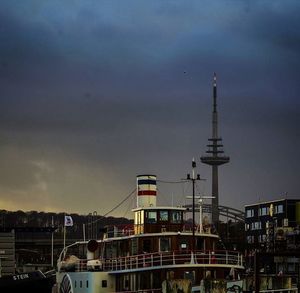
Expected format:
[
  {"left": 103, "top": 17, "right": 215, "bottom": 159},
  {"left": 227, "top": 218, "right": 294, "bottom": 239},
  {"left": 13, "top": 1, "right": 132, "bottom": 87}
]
[{"left": 0, "top": 0, "right": 299, "bottom": 217}]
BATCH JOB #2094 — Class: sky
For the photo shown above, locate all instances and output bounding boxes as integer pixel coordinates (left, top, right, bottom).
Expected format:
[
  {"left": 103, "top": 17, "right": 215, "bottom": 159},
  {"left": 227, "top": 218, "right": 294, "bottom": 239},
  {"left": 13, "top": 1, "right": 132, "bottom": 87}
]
[{"left": 0, "top": 0, "right": 299, "bottom": 217}]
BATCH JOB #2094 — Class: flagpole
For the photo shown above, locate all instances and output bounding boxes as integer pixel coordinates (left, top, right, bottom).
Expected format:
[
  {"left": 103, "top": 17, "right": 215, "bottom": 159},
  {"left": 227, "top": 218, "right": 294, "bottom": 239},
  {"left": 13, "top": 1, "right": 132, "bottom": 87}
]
[{"left": 63, "top": 214, "right": 66, "bottom": 258}]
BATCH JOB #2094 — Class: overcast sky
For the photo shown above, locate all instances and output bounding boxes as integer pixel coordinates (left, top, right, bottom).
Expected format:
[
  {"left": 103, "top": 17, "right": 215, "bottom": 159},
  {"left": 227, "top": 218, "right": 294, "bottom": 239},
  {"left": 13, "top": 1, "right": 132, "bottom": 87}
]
[{"left": 0, "top": 0, "right": 299, "bottom": 217}]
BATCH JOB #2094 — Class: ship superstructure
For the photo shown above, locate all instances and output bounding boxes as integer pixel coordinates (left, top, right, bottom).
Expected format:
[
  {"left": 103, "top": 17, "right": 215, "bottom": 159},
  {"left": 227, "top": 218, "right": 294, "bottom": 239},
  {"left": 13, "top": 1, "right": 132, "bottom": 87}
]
[{"left": 56, "top": 175, "right": 244, "bottom": 293}]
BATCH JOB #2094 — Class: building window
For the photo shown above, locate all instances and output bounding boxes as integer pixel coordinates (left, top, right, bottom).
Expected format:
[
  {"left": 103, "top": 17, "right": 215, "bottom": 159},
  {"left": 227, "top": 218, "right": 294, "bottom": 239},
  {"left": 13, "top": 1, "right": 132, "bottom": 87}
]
[
  {"left": 159, "top": 237, "right": 170, "bottom": 252},
  {"left": 171, "top": 211, "right": 182, "bottom": 223},
  {"left": 246, "top": 209, "right": 254, "bottom": 218},
  {"left": 159, "top": 210, "right": 168, "bottom": 221},
  {"left": 245, "top": 224, "right": 250, "bottom": 231},
  {"left": 258, "top": 235, "right": 266, "bottom": 243},
  {"left": 251, "top": 221, "right": 261, "bottom": 230},
  {"left": 288, "top": 263, "right": 295, "bottom": 273},
  {"left": 275, "top": 204, "right": 284, "bottom": 214},
  {"left": 145, "top": 211, "right": 157, "bottom": 223},
  {"left": 259, "top": 207, "right": 269, "bottom": 216},
  {"left": 247, "top": 235, "right": 254, "bottom": 243}
]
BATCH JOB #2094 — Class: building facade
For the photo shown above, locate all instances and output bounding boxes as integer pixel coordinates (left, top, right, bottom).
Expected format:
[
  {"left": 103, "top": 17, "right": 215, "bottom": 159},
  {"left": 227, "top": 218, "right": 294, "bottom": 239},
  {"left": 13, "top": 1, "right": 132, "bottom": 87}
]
[
  {"left": 0, "top": 229, "right": 15, "bottom": 276},
  {"left": 245, "top": 199, "right": 300, "bottom": 251}
]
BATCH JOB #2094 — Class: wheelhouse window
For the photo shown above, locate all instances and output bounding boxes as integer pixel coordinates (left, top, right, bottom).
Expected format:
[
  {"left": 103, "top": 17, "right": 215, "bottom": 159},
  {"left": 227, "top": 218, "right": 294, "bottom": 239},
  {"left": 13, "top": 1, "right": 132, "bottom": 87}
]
[
  {"left": 159, "top": 237, "right": 170, "bottom": 252},
  {"left": 134, "top": 210, "right": 144, "bottom": 225},
  {"left": 171, "top": 211, "right": 182, "bottom": 223},
  {"left": 145, "top": 211, "right": 157, "bottom": 223},
  {"left": 159, "top": 210, "right": 168, "bottom": 221}
]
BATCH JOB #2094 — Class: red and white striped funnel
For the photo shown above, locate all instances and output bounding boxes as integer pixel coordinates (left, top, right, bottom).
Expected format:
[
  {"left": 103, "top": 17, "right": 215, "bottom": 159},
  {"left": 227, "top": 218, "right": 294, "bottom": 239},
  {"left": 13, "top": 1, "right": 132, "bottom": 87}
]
[{"left": 136, "top": 175, "right": 157, "bottom": 208}]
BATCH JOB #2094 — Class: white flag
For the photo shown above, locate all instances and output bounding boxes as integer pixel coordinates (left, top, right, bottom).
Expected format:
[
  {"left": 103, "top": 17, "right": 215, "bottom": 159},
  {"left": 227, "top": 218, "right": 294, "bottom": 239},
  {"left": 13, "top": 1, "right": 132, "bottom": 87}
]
[{"left": 64, "top": 215, "right": 73, "bottom": 227}]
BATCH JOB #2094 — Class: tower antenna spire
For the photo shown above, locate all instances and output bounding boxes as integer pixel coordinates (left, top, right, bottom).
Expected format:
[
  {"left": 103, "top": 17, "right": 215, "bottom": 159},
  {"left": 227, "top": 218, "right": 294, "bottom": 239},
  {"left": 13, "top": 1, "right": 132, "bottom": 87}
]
[{"left": 201, "top": 73, "right": 230, "bottom": 227}]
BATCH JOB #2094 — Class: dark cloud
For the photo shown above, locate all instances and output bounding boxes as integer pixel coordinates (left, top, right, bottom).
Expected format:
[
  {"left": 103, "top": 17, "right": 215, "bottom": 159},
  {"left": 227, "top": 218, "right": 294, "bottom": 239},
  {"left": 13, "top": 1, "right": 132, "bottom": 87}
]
[{"left": 0, "top": 0, "right": 299, "bottom": 214}]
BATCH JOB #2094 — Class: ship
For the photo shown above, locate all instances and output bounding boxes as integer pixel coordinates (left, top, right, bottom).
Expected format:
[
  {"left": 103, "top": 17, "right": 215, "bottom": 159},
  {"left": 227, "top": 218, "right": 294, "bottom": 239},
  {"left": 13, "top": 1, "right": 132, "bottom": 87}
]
[
  {"left": 55, "top": 174, "right": 245, "bottom": 293},
  {"left": 0, "top": 270, "right": 55, "bottom": 293}
]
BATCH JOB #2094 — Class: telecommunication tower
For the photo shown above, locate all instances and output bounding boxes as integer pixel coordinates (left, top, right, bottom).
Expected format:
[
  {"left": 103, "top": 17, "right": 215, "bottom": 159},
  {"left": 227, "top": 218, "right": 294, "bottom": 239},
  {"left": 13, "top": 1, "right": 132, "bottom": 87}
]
[{"left": 201, "top": 73, "right": 230, "bottom": 226}]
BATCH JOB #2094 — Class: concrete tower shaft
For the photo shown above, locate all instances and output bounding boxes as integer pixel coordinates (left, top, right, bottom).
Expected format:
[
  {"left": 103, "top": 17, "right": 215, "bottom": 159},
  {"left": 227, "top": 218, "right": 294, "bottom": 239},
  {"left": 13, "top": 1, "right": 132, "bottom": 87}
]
[{"left": 201, "top": 73, "right": 230, "bottom": 226}]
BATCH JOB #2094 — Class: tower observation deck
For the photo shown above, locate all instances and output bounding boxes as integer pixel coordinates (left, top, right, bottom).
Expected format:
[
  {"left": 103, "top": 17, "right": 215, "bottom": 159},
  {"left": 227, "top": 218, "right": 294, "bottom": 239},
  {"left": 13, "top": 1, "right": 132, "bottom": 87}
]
[{"left": 201, "top": 73, "right": 229, "bottom": 226}]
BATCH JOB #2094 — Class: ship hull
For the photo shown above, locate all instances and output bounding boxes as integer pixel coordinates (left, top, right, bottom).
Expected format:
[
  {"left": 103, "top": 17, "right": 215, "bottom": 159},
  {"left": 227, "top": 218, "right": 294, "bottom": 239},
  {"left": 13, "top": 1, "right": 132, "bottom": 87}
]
[{"left": 0, "top": 271, "right": 55, "bottom": 293}]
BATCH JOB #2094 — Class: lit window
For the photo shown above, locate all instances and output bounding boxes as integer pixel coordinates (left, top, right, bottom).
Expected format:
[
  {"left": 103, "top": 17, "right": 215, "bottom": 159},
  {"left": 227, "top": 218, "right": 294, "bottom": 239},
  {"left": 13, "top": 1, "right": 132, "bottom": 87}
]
[
  {"left": 259, "top": 207, "right": 268, "bottom": 216},
  {"left": 146, "top": 211, "right": 157, "bottom": 223},
  {"left": 251, "top": 222, "right": 261, "bottom": 230},
  {"left": 246, "top": 209, "right": 254, "bottom": 218},
  {"left": 276, "top": 204, "right": 284, "bottom": 214}
]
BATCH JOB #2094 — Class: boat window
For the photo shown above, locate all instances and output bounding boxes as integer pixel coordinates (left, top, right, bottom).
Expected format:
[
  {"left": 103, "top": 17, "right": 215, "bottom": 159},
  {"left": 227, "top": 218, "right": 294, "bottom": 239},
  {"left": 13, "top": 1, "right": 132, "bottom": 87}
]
[
  {"left": 159, "top": 237, "right": 170, "bottom": 252},
  {"left": 159, "top": 210, "right": 168, "bottom": 222},
  {"left": 75, "top": 281, "right": 77, "bottom": 288},
  {"left": 146, "top": 211, "right": 157, "bottom": 223},
  {"left": 131, "top": 238, "right": 138, "bottom": 255},
  {"left": 142, "top": 239, "right": 152, "bottom": 253},
  {"left": 171, "top": 211, "right": 182, "bottom": 223},
  {"left": 196, "top": 239, "right": 204, "bottom": 250},
  {"left": 80, "top": 280, "right": 82, "bottom": 288},
  {"left": 86, "top": 280, "right": 89, "bottom": 288},
  {"left": 102, "top": 280, "right": 107, "bottom": 288},
  {"left": 180, "top": 240, "right": 188, "bottom": 250},
  {"left": 135, "top": 211, "right": 143, "bottom": 225}
]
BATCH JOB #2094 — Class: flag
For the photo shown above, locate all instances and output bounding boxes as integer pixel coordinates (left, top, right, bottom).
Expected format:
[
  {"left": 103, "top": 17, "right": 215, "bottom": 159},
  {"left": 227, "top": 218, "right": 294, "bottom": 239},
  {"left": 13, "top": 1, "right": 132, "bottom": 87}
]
[{"left": 64, "top": 215, "right": 73, "bottom": 227}]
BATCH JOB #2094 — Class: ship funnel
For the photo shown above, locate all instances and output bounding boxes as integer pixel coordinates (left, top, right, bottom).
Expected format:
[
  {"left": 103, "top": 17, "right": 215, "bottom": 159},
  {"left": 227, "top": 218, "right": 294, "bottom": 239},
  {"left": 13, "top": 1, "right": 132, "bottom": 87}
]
[
  {"left": 136, "top": 175, "right": 157, "bottom": 208},
  {"left": 86, "top": 239, "right": 98, "bottom": 260}
]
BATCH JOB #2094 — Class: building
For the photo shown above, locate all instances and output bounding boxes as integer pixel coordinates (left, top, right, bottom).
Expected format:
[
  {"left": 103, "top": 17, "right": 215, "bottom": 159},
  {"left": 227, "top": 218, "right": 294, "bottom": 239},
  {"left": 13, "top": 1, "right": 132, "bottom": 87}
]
[
  {"left": 0, "top": 229, "right": 15, "bottom": 276},
  {"left": 245, "top": 199, "right": 300, "bottom": 251}
]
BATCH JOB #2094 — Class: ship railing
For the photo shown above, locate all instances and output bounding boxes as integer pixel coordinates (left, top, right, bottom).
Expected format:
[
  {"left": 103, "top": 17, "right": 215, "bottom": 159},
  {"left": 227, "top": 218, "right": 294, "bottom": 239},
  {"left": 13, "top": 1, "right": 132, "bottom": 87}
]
[
  {"left": 259, "top": 289, "right": 298, "bottom": 293},
  {"left": 115, "top": 289, "right": 162, "bottom": 293},
  {"left": 104, "top": 224, "right": 216, "bottom": 238},
  {"left": 103, "top": 250, "right": 243, "bottom": 271}
]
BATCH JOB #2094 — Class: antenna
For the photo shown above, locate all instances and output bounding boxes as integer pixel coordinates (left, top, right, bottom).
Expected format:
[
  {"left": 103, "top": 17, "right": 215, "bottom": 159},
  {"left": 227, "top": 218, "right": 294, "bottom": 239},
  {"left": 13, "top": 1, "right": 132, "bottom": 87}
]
[{"left": 201, "top": 73, "right": 230, "bottom": 227}]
